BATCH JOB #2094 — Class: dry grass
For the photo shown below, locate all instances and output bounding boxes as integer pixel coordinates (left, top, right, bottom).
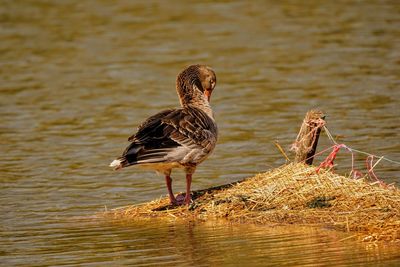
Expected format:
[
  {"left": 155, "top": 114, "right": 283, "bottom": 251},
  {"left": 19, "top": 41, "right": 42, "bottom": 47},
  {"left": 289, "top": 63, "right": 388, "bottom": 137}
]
[{"left": 102, "top": 163, "right": 400, "bottom": 242}]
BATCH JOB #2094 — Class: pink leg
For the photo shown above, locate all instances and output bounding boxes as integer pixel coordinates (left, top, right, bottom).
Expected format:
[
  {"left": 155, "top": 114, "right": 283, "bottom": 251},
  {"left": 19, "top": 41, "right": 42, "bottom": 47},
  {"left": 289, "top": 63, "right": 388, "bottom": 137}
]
[
  {"left": 184, "top": 173, "right": 192, "bottom": 205},
  {"left": 165, "top": 175, "right": 177, "bottom": 204}
]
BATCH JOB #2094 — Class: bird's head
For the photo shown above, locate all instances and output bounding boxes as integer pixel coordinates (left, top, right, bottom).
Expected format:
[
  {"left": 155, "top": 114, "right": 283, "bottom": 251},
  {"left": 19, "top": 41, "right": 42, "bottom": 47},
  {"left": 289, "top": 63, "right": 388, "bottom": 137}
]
[
  {"left": 197, "top": 65, "right": 216, "bottom": 102},
  {"left": 176, "top": 64, "right": 217, "bottom": 105}
]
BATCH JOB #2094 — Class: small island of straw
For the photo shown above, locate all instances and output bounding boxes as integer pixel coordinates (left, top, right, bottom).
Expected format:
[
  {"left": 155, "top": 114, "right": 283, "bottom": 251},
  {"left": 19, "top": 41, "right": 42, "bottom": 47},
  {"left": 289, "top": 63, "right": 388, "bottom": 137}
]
[{"left": 102, "top": 110, "right": 400, "bottom": 242}]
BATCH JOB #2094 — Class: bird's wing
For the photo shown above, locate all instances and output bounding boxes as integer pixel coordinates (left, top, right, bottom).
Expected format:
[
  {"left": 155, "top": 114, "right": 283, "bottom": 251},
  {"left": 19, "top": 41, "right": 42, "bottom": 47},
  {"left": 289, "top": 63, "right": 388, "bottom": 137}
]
[
  {"left": 128, "top": 108, "right": 175, "bottom": 142},
  {"left": 122, "top": 107, "right": 217, "bottom": 165},
  {"left": 123, "top": 109, "right": 178, "bottom": 164},
  {"left": 161, "top": 107, "right": 218, "bottom": 155}
]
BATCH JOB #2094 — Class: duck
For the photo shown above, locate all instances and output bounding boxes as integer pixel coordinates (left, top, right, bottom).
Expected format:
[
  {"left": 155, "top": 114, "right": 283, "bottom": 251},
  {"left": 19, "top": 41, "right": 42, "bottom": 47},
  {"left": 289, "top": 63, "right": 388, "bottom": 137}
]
[{"left": 109, "top": 64, "right": 218, "bottom": 205}]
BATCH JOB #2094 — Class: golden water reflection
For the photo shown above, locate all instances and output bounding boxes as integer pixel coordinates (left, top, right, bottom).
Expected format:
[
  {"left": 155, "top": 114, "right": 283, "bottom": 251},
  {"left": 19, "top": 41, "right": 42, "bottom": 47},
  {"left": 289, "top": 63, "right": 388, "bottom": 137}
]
[{"left": 1, "top": 0, "right": 399, "bottom": 265}]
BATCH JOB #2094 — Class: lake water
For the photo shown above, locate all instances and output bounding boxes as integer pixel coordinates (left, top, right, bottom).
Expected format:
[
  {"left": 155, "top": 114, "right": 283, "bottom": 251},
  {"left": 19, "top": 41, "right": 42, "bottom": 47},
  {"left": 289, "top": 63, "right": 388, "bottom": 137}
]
[{"left": 1, "top": 0, "right": 399, "bottom": 266}]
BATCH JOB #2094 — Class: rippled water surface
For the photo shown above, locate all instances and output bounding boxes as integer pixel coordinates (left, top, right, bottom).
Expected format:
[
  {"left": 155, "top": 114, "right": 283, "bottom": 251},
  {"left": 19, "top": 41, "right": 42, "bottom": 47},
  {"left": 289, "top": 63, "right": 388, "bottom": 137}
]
[{"left": 1, "top": 0, "right": 400, "bottom": 265}]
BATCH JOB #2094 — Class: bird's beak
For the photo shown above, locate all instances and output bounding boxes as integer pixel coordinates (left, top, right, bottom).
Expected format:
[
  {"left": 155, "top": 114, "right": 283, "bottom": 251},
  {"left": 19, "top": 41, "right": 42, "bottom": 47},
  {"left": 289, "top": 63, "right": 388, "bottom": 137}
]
[{"left": 204, "top": 90, "right": 211, "bottom": 102}]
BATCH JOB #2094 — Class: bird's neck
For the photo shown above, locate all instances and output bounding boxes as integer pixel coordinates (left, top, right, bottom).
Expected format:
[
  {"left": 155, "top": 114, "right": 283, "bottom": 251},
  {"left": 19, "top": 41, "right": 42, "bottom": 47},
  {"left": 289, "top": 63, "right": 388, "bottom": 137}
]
[
  {"left": 184, "top": 99, "right": 214, "bottom": 119},
  {"left": 177, "top": 83, "right": 214, "bottom": 119}
]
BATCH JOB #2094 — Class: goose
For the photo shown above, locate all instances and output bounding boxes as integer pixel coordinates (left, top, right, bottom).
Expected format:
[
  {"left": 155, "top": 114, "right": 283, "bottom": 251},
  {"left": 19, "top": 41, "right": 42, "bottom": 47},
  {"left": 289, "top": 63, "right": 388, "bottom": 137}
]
[{"left": 110, "top": 64, "right": 217, "bottom": 205}]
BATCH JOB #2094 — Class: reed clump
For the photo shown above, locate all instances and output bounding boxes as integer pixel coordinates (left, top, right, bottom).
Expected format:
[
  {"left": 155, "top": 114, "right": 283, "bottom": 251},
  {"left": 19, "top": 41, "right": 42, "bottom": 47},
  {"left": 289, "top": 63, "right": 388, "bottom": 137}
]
[{"left": 103, "top": 163, "right": 399, "bottom": 242}]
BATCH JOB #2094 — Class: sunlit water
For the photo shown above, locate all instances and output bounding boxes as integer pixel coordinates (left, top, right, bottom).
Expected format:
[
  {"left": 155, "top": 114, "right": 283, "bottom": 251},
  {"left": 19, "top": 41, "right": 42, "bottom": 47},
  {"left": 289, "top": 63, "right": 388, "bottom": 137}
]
[{"left": 1, "top": 0, "right": 400, "bottom": 266}]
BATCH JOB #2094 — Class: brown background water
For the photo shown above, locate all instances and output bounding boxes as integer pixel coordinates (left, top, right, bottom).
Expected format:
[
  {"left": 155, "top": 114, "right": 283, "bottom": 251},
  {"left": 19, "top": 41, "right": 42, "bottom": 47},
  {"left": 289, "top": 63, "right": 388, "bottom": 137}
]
[{"left": 1, "top": 0, "right": 400, "bottom": 266}]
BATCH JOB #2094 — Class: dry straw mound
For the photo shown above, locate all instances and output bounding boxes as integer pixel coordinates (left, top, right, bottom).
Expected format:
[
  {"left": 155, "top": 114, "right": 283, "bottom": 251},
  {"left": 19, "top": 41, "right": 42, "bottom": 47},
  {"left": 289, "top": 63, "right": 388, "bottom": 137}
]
[{"left": 104, "top": 163, "right": 399, "bottom": 242}]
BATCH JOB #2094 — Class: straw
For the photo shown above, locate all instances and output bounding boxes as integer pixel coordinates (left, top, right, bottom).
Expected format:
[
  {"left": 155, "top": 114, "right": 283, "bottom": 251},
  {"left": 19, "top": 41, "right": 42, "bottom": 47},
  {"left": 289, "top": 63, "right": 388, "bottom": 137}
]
[{"left": 101, "top": 163, "right": 400, "bottom": 242}]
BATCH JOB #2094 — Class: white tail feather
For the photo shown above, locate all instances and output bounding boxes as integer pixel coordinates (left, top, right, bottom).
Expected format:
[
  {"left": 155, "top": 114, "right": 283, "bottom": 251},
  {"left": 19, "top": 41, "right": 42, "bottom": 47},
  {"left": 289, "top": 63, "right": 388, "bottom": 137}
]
[{"left": 109, "top": 159, "right": 122, "bottom": 170}]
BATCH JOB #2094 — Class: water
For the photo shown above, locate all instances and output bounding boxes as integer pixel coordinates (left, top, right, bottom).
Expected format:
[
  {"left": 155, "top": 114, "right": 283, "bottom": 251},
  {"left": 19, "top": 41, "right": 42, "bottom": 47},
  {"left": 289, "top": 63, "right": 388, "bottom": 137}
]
[
  {"left": 2, "top": 220, "right": 400, "bottom": 266},
  {"left": 1, "top": 0, "right": 400, "bottom": 265}
]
